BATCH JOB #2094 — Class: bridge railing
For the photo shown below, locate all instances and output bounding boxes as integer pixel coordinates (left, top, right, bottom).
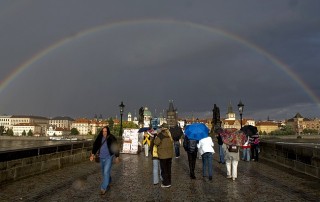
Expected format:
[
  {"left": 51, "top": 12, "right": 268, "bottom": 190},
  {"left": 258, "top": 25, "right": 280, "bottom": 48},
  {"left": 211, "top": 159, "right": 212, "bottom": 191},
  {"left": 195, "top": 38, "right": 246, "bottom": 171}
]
[
  {"left": 0, "top": 141, "right": 93, "bottom": 184},
  {"left": 260, "top": 141, "right": 320, "bottom": 179}
]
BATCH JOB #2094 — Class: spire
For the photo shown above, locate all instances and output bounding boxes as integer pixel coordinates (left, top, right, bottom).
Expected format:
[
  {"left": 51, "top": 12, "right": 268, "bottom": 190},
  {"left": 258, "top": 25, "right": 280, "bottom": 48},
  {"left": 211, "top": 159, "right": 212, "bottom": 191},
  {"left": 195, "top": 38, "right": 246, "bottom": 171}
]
[
  {"left": 227, "top": 101, "right": 233, "bottom": 113},
  {"left": 168, "top": 100, "right": 175, "bottom": 112}
]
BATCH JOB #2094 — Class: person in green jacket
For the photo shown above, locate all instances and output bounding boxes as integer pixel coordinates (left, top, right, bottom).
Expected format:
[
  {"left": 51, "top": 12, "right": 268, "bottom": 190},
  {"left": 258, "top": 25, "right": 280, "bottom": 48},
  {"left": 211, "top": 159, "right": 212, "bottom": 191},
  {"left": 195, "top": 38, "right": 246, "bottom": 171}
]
[{"left": 154, "top": 128, "right": 174, "bottom": 188}]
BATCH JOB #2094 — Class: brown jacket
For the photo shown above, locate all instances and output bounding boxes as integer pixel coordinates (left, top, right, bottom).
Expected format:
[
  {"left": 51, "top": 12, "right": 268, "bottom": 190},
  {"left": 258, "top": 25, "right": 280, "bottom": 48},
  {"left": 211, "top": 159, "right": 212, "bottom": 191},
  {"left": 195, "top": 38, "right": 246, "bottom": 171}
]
[{"left": 154, "top": 129, "right": 174, "bottom": 159}]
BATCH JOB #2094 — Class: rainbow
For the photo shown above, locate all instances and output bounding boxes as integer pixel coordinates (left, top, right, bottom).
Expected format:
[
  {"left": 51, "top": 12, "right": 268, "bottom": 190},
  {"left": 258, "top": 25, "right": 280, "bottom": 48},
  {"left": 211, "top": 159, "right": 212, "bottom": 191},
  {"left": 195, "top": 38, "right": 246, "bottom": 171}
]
[{"left": 1, "top": 19, "right": 319, "bottom": 107}]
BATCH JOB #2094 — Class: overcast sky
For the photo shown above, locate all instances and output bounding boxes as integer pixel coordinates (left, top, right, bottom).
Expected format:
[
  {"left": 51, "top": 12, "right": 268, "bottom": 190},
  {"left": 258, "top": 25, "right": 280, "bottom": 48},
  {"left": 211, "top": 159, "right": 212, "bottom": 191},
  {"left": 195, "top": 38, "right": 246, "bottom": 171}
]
[{"left": 0, "top": 0, "right": 319, "bottom": 121}]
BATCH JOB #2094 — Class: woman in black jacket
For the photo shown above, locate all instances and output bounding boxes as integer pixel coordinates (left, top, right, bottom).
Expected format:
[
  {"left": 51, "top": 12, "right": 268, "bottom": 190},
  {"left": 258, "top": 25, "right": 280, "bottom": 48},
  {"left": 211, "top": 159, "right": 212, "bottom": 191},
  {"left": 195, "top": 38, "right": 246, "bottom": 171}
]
[
  {"left": 90, "top": 126, "right": 119, "bottom": 195},
  {"left": 183, "top": 135, "right": 198, "bottom": 179}
]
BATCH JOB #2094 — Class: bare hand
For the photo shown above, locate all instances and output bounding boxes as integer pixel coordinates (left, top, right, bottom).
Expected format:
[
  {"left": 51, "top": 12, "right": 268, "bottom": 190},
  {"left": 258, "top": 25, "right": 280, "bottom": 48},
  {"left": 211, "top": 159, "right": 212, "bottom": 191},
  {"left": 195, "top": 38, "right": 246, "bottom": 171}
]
[{"left": 89, "top": 154, "right": 94, "bottom": 162}]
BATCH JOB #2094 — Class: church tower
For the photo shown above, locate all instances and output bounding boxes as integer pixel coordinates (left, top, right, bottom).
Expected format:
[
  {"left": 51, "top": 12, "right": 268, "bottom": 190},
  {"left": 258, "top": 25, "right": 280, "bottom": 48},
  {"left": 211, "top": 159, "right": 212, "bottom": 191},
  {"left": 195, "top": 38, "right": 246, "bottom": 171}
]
[
  {"left": 167, "top": 100, "right": 178, "bottom": 128},
  {"left": 226, "top": 101, "right": 236, "bottom": 120},
  {"left": 128, "top": 112, "right": 132, "bottom": 122}
]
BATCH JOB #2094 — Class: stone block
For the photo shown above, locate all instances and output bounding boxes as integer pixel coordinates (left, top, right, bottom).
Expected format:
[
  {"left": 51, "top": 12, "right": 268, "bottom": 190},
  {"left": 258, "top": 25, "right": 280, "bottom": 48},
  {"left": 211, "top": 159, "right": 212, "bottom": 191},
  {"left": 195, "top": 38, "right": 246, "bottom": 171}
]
[
  {"left": 305, "top": 164, "right": 317, "bottom": 178},
  {"left": 72, "top": 148, "right": 83, "bottom": 155},
  {"left": 41, "top": 159, "right": 60, "bottom": 172},
  {"left": 276, "top": 156, "right": 285, "bottom": 165},
  {"left": 72, "top": 143, "right": 84, "bottom": 149},
  {"left": 294, "top": 160, "right": 306, "bottom": 173},
  {"left": 73, "top": 153, "right": 83, "bottom": 163},
  {"left": 22, "top": 156, "right": 42, "bottom": 166},
  {"left": 7, "top": 159, "right": 22, "bottom": 169},
  {"left": 0, "top": 169, "right": 15, "bottom": 183},
  {"left": 61, "top": 151, "right": 72, "bottom": 157},
  {"left": 0, "top": 161, "right": 7, "bottom": 171},
  {"left": 284, "top": 158, "right": 294, "bottom": 168},
  {"left": 60, "top": 156, "right": 74, "bottom": 168},
  {"left": 311, "top": 156, "right": 320, "bottom": 167},
  {"left": 15, "top": 163, "right": 42, "bottom": 180}
]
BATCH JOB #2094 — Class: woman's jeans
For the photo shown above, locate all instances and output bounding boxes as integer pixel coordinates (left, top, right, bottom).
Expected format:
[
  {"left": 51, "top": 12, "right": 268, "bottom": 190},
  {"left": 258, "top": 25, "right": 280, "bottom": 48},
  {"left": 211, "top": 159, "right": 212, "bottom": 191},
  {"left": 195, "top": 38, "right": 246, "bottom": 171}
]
[
  {"left": 100, "top": 156, "right": 113, "bottom": 190},
  {"left": 174, "top": 141, "right": 180, "bottom": 157},
  {"left": 242, "top": 148, "right": 251, "bottom": 161},
  {"left": 152, "top": 159, "right": 162, "bottom": 184},
  {"left": 219, "top": 145, "right": 225, "bottom": 163},
  {"left": 202, "top": 152, "right": 213, "bottom": 177}
]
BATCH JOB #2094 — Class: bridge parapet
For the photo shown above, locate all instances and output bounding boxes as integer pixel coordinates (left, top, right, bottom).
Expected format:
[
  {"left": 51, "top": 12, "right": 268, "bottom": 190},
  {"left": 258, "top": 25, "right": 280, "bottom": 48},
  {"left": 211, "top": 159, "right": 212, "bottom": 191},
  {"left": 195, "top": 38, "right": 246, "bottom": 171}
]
[
  {"left": 0, "top": 141, "right": 93, "bottom": 184},
  {"left": 260, "top": 141, "right": 320, "bottom": 179}
]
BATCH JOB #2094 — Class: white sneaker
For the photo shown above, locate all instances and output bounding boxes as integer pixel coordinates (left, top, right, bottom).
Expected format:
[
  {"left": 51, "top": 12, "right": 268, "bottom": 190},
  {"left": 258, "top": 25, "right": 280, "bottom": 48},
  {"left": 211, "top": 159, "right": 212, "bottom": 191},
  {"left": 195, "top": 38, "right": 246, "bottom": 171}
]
[
  {"left": 232, "top": 177, "right": 236, "bottom": 181},
  {"left": 226, "top": 175, "right": 232, "bottom": 179},
  {"left": 161, "top": 184, "right": 171, "bottom": 188}
]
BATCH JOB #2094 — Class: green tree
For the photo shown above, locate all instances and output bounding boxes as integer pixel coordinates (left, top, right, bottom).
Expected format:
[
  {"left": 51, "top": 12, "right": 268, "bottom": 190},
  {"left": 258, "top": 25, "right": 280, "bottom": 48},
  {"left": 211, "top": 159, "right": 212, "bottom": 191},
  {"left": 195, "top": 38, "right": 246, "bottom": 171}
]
[
  {"left": 22, "top": 130, "right": 26, "bottom": 136},
  {"left": 108, "top": 118, "right": 114, "bottom": 132},
  {"left": 7, "top": 129, "right": 14, "bottom": 136},
  {"left": 123, "top": 121, "right": 139, "bottom": 129},
  {"left": 70, "top": 128, "right": 79, "bottom": 135},
  {"left": 27, "top": 129, "right": 33, "bottom": 136},
  {"left": 270, "top": 125, "right": 295, "bottom": 136},
  {"left": 303, "top": 128, "right": 318, "bottom": 134}
]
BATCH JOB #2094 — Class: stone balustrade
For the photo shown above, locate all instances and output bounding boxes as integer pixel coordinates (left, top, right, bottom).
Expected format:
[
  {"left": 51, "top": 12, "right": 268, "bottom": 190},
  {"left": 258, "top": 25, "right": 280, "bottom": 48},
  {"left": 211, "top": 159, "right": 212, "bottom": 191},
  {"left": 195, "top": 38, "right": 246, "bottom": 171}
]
[
  {"left": 0, "top": 141, "right": 93, "bottom": 184},
  {"left": 260, "top": 141, "right": 320, "bottom": 179}
]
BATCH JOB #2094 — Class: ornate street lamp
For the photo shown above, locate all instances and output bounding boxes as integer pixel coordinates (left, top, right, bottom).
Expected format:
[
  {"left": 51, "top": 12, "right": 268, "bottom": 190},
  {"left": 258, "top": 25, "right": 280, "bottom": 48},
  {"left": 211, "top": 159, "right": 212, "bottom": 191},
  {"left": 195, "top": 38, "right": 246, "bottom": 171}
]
[
  {"left": 237, "top": 100, "right": 244, "bottom": 129},
  {"left": 119, "top": 101, "right": 125, "bottom": 137}
]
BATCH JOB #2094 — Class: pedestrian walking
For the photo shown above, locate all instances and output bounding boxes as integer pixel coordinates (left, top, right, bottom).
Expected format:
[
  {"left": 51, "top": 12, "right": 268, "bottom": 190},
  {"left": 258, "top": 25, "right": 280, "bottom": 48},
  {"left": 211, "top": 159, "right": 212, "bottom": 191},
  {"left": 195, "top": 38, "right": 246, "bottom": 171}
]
[
  {"left": 170, "top": 125, "right": 183, "bottom": 158},
  {"left": 197, "top": 136, "right": 215, "bottom": 181},
  {"left": 154, "top": 127, "right": 174, "bottom": 188},
  {"left": 150, "top": 130, "right": 162, "bottom": 185},
  {"left": 216, "top": 132, "right": 225, "bottom": 164},
  {"left": 223, "top": 143, "right": 240, "bottom": 181},
  {"left": 250, "top": 133, "right": 260, "bottom": 161},
  {"left": 90, "top": 126, "right": 120, "bottom": 195},
  {"left": 143, "top": 131, "right": 151, "bottom": 157},
  {"left": 183, "top": 135, "right": 198, "bottom": 179},
  {"left": 241, "top": 136, "right": 251, "bottom": 161}
]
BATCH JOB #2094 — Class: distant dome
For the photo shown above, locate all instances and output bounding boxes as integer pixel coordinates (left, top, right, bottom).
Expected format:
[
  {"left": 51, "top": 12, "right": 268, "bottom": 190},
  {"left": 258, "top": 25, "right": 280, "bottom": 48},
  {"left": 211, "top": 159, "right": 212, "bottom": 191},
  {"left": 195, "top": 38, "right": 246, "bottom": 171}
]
[{"left": 144, "top": 107, "right": 152, "bottom": 116}]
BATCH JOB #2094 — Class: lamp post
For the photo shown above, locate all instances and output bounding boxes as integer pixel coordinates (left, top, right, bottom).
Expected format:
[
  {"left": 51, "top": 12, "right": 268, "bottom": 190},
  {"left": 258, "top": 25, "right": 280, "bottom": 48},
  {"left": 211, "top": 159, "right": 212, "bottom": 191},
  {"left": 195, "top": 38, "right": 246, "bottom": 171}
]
[
  {"left": 237, "top": 100, "right": 244, "bottom": 129},
  {"left": 119, "top": 101, "right": 125, "bottom": 137}
]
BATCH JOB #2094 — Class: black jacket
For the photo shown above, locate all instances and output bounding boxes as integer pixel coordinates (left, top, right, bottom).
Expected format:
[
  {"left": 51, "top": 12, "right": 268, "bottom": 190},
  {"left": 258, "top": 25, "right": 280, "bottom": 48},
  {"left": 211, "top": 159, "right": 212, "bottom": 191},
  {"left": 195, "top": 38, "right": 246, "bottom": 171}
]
[
  {"left": 92, "top": 133, "right": 119, "bottom": 157},
  {"left": 183, "top": 135, "right": 198, "bottom": 153}
]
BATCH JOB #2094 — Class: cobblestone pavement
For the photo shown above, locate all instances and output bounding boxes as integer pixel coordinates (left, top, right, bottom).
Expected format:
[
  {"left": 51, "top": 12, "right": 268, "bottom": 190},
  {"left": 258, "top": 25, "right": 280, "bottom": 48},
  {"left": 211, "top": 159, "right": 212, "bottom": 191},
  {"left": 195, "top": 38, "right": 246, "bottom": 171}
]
[{"left": 1, "top": 144, "right": 320, "bottom": 202}]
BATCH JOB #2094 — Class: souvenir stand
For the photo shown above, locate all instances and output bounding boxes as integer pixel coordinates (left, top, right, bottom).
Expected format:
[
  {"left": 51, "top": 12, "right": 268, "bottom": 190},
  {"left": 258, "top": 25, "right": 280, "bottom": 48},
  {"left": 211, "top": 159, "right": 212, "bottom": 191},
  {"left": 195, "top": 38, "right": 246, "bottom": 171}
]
[{"left": 121, "top": 129, "right": 140, "bottom": 154}]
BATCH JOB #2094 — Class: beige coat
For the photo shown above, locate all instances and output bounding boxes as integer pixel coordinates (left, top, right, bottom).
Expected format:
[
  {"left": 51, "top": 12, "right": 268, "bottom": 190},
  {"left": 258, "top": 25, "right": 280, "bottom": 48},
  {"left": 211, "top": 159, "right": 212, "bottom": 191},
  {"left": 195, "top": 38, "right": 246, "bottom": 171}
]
[
  {"left": 222, "top": 143, "right": 240, "bottom": 161},
  {"left": 154, "top": 129, "right": 174, "bottom": 159}
]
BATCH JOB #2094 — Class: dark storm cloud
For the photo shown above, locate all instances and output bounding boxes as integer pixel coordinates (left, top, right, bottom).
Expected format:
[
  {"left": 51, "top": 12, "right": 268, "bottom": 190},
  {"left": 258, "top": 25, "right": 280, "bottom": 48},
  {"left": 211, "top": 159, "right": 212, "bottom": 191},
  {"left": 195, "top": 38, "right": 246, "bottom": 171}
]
[{"left": 0, "top": 0, "right": 319, "bottom": 120}]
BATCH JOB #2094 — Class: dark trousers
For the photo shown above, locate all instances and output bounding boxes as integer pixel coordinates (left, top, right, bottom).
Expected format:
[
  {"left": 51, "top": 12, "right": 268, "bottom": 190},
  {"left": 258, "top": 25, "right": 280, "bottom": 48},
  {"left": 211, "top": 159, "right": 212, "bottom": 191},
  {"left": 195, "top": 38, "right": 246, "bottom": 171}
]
[
  {"left": 159, "top": 158, "right": 172, "bottom": 186},
  {"left": 251, "top": 144, "right": 259, "bottom": 161},
  {"left": 187, "top": 152, "right": 197, "bottom": 177},
  {"left": 174, "top": 141, "right": 180, "bottom": 157}
]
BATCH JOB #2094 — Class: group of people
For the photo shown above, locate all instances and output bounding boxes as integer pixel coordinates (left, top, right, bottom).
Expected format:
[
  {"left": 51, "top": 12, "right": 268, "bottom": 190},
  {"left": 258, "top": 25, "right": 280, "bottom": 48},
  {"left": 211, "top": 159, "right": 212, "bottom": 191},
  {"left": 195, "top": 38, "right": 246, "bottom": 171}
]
[{"left": 89, "top": 124, "right": 260, "bottom": 195}]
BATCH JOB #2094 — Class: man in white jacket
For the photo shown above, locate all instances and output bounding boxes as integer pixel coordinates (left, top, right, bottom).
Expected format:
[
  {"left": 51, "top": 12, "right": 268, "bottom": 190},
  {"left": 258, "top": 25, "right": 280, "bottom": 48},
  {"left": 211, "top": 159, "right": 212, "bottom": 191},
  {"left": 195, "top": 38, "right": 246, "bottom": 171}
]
[{"left": 197, "top": 136, "right": 215, "bottom": 181}]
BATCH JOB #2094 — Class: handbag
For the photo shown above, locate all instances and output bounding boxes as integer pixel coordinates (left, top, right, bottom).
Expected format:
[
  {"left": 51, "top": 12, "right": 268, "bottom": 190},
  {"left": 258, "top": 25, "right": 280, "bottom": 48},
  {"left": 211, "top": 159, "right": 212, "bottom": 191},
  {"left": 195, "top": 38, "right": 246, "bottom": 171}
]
[
  {"left": 94, "top": 137, "right": 107, "bottom": 163},
  {"left": 228, "top": 145, "right": 239, "bottom": 153},
  {"left": 94, "top": 153, "right": 100, "bottom": 163}
]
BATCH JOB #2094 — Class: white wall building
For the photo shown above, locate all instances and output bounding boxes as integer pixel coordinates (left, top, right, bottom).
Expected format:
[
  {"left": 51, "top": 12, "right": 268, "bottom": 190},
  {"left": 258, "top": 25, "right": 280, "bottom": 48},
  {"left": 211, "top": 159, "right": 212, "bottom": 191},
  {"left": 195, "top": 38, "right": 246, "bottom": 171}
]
[
  {"left": 0, "top": 115, "right": 11, "bottom": 130},
  {"left": 49, "top": 116, "right": 74, "bottom": 129},
  {"left": 12, "top": 123, "right": 42, "bottom": 136},
  {"left": 46, "top": 126, "right": 70, "bottom": 136}
]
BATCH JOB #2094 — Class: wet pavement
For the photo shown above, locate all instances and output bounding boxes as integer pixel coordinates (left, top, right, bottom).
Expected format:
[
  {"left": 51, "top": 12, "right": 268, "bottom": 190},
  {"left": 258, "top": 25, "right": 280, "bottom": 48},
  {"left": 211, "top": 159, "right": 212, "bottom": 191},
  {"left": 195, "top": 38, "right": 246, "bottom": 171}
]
[{"left": 1, "top": 144, "right": 320, "bottom": 202}]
